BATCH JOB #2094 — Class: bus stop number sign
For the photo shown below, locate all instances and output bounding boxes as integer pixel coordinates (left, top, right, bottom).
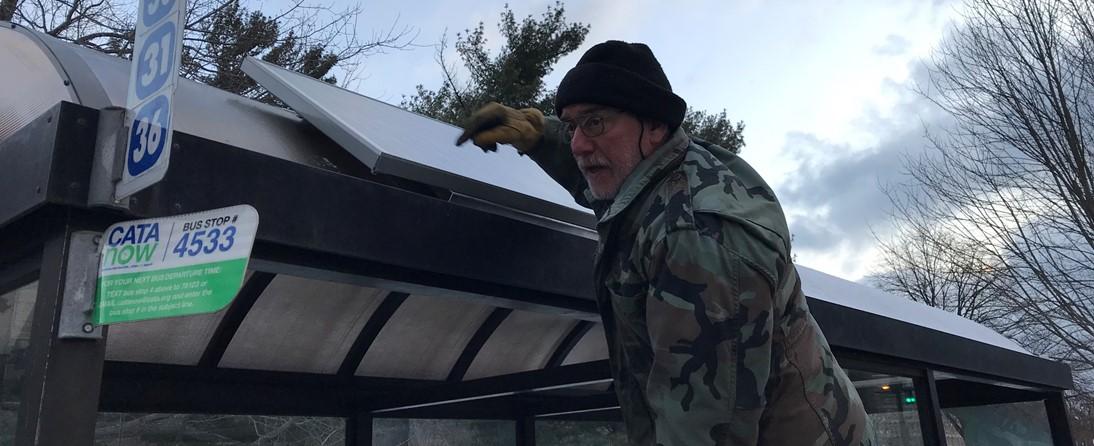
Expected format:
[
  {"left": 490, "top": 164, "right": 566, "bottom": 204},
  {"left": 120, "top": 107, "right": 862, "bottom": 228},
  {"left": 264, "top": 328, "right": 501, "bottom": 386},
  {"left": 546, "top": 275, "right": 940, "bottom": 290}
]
[{"left": 93, "top": 205, "right": 259, "bottom": 325}]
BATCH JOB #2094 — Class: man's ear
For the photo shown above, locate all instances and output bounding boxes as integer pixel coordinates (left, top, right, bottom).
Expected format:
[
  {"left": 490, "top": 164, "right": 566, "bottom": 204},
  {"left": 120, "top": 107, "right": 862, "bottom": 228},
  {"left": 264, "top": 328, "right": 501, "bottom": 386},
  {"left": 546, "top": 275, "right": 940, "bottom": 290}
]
[{"left": 644, "top": 119, "right": 670, "bottom": 147}]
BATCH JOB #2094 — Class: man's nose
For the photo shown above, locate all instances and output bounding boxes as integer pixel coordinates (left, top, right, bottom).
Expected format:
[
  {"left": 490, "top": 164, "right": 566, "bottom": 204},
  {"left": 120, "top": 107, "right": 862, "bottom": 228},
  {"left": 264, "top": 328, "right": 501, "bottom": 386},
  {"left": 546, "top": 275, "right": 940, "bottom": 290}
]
[{"left": 570, "top": 130, "right": 594, "bottom": 156}]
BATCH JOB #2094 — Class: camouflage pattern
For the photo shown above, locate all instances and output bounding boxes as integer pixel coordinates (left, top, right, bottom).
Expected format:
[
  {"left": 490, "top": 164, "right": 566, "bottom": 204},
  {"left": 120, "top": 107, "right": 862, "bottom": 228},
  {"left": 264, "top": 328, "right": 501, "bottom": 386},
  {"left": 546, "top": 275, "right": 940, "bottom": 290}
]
[{"left": 527, "top": 118, "right": 874, "bottom": 446}]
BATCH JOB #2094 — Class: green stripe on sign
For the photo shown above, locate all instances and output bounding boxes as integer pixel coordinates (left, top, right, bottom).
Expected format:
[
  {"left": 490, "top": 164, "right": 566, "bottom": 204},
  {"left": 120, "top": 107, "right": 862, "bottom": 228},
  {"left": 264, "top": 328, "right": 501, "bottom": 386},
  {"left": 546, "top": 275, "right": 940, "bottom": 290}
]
[{"left": 94, "top": 258, "right": 249, "bottom": 325}]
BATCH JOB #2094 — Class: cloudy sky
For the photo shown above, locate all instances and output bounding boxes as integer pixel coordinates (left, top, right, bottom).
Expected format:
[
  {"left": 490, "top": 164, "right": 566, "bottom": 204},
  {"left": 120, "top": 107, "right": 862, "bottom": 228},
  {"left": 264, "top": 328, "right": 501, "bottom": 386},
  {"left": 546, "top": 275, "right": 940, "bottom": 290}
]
[{"left": 277, "top": 0, "right": 966, "bottom": 281}]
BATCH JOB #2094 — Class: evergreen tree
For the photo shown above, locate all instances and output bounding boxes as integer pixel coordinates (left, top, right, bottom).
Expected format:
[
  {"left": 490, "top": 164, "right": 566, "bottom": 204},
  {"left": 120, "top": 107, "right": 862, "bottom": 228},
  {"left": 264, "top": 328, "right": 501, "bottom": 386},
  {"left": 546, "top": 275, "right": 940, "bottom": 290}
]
[
  {"left": 403, "top": 2, "right": 588, "bottom": 124},
  {"left": 405, "top": 2, "right": 745, "bottom": 154}
]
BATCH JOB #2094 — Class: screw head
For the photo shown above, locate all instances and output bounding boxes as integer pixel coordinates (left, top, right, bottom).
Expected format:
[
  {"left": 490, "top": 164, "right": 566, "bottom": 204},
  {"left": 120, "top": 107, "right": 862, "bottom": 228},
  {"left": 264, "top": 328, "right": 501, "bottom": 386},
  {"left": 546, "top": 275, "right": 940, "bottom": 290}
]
[{"left": 82, "top": 323, "right": 94, "bottom": 333}]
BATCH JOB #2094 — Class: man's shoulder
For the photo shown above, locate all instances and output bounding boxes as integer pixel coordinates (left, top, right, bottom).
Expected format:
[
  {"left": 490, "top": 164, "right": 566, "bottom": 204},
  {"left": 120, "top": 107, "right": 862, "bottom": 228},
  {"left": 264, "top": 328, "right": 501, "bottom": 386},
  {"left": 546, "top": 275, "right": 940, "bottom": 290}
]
[{"left": 636, "top": 141, "right": 794, "bottom": 284}]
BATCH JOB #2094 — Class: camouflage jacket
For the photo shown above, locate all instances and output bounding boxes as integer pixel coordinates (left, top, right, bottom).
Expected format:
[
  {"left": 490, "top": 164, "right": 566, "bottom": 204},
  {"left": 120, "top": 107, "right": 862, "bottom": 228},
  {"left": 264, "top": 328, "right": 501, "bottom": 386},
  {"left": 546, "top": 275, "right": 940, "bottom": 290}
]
[{"left": 528, "top": 118, "right": 873, "bottom": 446}]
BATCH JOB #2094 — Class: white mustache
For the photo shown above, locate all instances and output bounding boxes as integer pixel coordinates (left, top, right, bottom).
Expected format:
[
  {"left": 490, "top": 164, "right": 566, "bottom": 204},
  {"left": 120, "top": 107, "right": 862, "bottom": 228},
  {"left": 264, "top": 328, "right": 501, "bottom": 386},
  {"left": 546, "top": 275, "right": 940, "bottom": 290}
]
[{"left": 576, "top": 157, "right": 608, "bottom": 170}]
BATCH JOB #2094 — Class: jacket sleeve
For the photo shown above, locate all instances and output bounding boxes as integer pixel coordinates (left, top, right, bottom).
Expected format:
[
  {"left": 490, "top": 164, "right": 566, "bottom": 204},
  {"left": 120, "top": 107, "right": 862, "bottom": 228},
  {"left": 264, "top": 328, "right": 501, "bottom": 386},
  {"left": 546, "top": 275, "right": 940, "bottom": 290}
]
[
  {"left": 524, "top": 116, "right": 592, "bottom": 208},
  {"left": 643, "top": 227, "right": 774, "bottom": 446}
]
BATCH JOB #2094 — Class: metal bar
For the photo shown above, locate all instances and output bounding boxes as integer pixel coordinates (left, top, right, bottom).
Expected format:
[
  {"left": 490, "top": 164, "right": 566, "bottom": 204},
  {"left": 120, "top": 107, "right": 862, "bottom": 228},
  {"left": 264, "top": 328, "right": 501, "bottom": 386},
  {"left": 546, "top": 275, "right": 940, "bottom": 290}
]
[
  {"left": 809, "top": 298, "right": 1074, "bottom": 390},
  {"left": 0, "top": 105, "right": 61, "bottom": 226},
  {"left": 544, "top": 320, "right": 594, "bottom": 369},
  {"left": 56, "top": 231, "right": 103, "bottom": 339},
  {"left": 249, "top": 252, "right": 598, "bottom": 321},
  {"left": 371, "top": 360, "right": 611, "bottom": 414},
  {"left": 198, "top": 272, "right": 276, "bottom": 367},
  {"left": 338, "top": 292, "right": 409, "bottom": 376},
  {"left": 127, "top": 129, "right": 598, "bottom": 306},
  {"left": 15, "top": 218, "right": 108, "bottom": 446},
  {"left": 1044, "top": 392, "right": 1076, "bottom": 446},
  {"left": 914, "top": 371, "right": 949, "bottom": 446},
  {"left": 537, "top": 406, "right": 622, "bottom": 419},
  {"left": 516, "top": 416, "right": 536, "bottom": 446},
  {"left": 527, "top": 393, "right": 619, "bottom": 417},
  {"left": 99, "top": 361, "right": 433, "bottom": 416},
  {"left": 87, "top": 106, "right": 129, "bottom": 208},
  {"left": 448, "top": 307, "right": 513, "bottom": 382},
  {"left": 345, "top": 413, "right": 373, "bottom": 446}
]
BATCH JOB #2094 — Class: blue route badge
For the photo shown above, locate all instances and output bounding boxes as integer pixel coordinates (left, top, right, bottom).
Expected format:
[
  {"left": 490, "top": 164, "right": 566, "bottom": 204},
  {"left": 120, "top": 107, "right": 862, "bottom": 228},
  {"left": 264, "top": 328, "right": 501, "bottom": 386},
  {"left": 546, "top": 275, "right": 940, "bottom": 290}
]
[
  {"left": 127, "top": 95, "right": 171, "bottom": 176},
  {"left": 117, "top": 0, "right": 183, "bottom": 199},
  {"left": 134, "top": 21, "right": 177, "bottom": 100},
  {"left": 142, "top": 0, "right": 178, "bottom": 28}
]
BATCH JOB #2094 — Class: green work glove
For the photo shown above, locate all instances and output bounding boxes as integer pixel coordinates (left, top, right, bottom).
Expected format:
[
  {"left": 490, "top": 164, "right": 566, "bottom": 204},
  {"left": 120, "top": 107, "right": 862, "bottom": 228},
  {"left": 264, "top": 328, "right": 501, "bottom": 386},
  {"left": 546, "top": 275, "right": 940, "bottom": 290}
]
[{"left": 455, "top": 102, "right": 545, "bottom": 153}]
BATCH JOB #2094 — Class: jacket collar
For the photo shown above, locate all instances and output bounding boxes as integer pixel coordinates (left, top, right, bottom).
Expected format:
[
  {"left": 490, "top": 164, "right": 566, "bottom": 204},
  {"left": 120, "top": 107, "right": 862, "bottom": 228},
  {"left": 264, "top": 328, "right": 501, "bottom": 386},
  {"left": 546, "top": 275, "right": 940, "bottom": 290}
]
[{"left": 591, "top": 127, "right": 691, "bottom": 225}]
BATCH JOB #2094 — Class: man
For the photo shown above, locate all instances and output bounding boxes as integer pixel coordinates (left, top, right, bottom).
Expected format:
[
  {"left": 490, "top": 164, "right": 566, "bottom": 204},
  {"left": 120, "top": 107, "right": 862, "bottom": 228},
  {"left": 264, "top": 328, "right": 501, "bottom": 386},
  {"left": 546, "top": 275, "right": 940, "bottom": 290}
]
[{"left": 457, "top": 40, "right": 873, "bottom": 446}]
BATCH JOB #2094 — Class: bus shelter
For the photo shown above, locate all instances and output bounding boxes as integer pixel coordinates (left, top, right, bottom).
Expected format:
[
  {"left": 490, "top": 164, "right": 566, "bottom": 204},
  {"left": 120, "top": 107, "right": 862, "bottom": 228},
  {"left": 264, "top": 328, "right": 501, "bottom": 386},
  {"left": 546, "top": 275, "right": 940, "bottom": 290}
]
[{"left": 0, "top": 22, "right": 1078, "bottom": 445}]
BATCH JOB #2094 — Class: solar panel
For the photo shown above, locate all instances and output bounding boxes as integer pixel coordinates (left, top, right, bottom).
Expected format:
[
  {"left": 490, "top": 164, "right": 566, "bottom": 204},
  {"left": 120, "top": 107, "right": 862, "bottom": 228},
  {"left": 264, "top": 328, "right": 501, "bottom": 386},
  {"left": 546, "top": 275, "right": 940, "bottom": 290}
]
[{"left": 241, "top": 57, "right": 595, "bottom": 228}]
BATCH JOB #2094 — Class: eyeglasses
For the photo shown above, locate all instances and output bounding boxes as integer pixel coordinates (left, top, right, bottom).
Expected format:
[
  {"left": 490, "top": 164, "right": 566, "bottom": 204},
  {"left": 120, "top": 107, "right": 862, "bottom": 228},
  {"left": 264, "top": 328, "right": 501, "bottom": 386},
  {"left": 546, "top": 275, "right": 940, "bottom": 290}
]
[{"left": 562, "top": 109, "right": 621, "bottom": 140}]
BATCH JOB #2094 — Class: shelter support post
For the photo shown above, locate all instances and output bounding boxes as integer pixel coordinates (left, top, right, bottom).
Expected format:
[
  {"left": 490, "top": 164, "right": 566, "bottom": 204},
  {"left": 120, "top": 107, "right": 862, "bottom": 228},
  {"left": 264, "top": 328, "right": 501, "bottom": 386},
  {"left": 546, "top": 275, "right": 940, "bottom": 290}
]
[
  {"left": 346, "top": 413, "right": 373, "bottom": 446},
  {"left": 517, "top": 416, "right": 536, "bottom": 446},
  {"left": 1045, "top": 392, "right": 1075, "bottom": 446},
  {"left": 15, "top": 221, "right": 108, "bottom": 445},
  {"left": 914, "top": 370, "right": 948, "bottom": 446}
]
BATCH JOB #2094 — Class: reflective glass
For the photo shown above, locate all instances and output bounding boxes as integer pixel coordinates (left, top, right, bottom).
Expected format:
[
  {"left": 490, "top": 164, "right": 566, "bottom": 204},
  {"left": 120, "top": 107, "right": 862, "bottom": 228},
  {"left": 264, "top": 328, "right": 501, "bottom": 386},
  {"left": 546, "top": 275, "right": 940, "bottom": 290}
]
[
  {"left": 95, "top": 412, "right": 344, "bottom": 445},
  {"left": 536, "top": 420, "right": 628, "bottom": 445},
  {"left": 942, "top": 401, "right": 1052, "bottom": 446},
  {"left": 373, "top": 418, "right": 514, "bottom": 446},
  {"left": 1, "top": 282, "right": 37, "bottom": 445},
  {"left": 847, "top": 369, "right": 923, "bottom": 446}
]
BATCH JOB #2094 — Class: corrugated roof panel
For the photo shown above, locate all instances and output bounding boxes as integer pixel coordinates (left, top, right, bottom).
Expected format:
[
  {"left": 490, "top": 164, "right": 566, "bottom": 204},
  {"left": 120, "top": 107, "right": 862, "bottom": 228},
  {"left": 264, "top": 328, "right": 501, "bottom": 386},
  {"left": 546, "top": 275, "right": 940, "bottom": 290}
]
[
  {"left": 561, "top": 323, "right": 608, "bottom": 366},
  {"left": 217, "top": 274, "right": 386, "bottom": 374},
  {"left": 0, "top": 25, "right": 76, "bottom": 141},
  {"left": 357, "top": 294, "right": 494, "bottom": 380},
  {"left": 462, "top": 311, "right": 575, "bottom": 380},
  {"left": 104, "top": 272, "right": 249, "bottom": 365},
  {"left": 105, "top": 310, "right": 226, "bottom": 365}
]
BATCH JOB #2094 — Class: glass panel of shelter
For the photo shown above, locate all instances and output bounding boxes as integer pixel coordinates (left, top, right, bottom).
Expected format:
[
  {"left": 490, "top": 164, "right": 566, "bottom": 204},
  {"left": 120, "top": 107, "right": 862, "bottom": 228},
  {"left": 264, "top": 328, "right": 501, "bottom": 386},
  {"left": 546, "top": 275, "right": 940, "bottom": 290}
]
[
  {"left": 95, "top": 412, "right": 346, "bottom": 444},
  {"left": 1, "top": 281, "right": 37, "bottom": 445},
  {"left": 372, "top": 418, "right": 515, "bottom": 445},
  {"left": 933, "top": 371, "right": 1055, "bottom": 446},
  {"left": 847, "top": 368, "right": 926, "bottom": 446}
]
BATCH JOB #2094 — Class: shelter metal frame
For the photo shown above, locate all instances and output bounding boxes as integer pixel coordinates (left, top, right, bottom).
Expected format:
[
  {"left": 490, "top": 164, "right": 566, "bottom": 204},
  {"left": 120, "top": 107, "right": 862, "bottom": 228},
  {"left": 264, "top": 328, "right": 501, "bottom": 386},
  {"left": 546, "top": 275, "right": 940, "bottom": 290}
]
[{"left": 0, "top": 103, "right": 1077, "bottom": 445}]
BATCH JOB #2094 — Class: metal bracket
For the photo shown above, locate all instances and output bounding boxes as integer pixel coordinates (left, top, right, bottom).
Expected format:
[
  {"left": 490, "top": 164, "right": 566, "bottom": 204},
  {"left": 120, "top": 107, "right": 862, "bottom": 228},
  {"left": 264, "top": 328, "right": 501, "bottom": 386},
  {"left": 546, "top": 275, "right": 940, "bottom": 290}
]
[
  {"left": 59, "top": 230, "right": 104, "bottom": 339},
  {"left": 88, "top": 106, "right": 130, "bottom": 209}
]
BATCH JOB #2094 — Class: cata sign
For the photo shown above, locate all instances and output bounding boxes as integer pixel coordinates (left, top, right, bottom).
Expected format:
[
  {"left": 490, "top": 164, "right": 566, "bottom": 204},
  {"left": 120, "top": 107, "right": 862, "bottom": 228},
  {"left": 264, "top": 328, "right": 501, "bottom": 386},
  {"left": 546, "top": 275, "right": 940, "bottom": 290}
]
[
  {"left": 93, "top": 205, "right": 259, "bottom": 324},
  {"left": 116, "top": 0, "right": 186, "bottom": 199}
]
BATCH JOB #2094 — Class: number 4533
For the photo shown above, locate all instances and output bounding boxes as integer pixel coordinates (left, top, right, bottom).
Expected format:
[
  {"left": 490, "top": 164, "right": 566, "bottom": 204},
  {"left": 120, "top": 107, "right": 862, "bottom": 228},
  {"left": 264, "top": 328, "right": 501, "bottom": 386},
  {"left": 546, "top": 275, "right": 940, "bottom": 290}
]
[{"left": 172, "top": 226, "right": 237, "bottom": 258}]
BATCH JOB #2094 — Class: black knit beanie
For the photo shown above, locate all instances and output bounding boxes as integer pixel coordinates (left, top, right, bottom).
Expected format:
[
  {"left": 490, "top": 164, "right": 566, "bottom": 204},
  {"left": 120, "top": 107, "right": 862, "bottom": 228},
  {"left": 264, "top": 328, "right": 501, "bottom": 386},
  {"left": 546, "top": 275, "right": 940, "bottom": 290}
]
[{"left": 555, "top": 40, "right": 686, "bottom": 130}]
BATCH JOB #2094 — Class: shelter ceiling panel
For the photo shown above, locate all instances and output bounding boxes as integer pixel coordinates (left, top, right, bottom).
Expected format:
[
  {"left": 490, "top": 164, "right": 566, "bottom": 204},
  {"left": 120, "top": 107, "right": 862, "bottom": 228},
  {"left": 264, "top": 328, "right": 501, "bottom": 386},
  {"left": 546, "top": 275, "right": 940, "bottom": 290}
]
[
  {"left": 561, "top": 323, "right": 608, "bottom": 366},
  {"left": 103, "top": 272, "right": 252, "bottom": 365},
  {"left": 357, "top": 294, "right": 494, "bottom": 380},
  {"left": 462, "top": 311, "right": 576, "bottom": 380},
  {"left": 106, "top": 311, "right": 226, "bottom": 365},
  {"left": 217, "top": 274, "right": 386, "bottom": 374}
]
